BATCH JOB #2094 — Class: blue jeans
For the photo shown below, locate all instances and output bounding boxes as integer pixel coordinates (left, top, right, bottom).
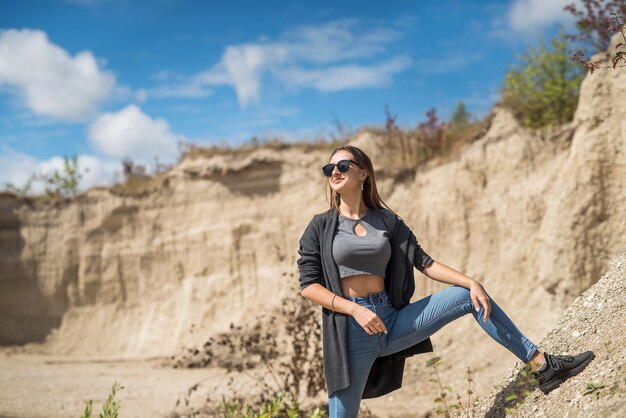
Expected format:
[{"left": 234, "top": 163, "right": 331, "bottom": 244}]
[{"left": 328, "top": 286, "right": 538, "bottom": 418}]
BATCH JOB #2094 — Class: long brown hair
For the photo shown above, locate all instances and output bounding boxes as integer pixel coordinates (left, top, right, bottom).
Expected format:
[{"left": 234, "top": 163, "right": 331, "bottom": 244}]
[{"left": 326, "top": 145, "right": 394, "bottom": 214}]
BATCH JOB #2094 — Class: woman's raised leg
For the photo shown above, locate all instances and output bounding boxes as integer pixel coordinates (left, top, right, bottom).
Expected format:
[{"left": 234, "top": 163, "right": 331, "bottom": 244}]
[{"left": 380, "top": 285, "right": 538, "bottom": 362}]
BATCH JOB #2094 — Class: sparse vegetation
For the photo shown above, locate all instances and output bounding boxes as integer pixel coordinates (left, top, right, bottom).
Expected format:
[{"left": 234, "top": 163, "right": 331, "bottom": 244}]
[
  {"left": 177, "top": 136, "right": 345, "bottom": 162},
  {"left": 3, "top": 176, "right": 33, "bottom": 196},
  {"left": 177, "top": 102, "right": 488, "bottom": 183},
  {"left": 219, "top": 392, "right": 326, "bottom": 418},
  {"left": 3, "top": 154, "right": 87, "bottom": 199},
  {"left": 502, "top": 29, "right": 584, "bottom": 129},
  {"left": 329, "top": 112, "right": 354, "bottom": 143},
  {"left": 449, "top": 102, "right": 471, "bottom": 131},
  {"left": 565, "top": 0, "right": 626, "bottom": 72},
  {"left": 565, "top": 0, "right": 625, "bottom": 50},
  {"left": 377, "top": 103, "right": 489, "bottom": 173},
  {"left": 502, "top": 365, "right": 539, "bottom": 414},
  {"left": 426, "top": 356, "right": 477, "bottom": 417},
  {"left": 109, "top": 156, "right": 172, "bottom": 194},
  {"left": 172, "top": 285, "right": 327, "bottom": 417},
  {"left": 80, "top": 381, "right": 124, "bottom": 418},
  {"left": 583, "top": 382, "right": 607, "bottom": 399}
]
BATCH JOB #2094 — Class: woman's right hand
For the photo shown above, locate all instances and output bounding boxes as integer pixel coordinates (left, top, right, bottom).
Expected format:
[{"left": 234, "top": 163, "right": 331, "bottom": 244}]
[{"left": 352, "top": 305, "right": 388, "bottom": 335}]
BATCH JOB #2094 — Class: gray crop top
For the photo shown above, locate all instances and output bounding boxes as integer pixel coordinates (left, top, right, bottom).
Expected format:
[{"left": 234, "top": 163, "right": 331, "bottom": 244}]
[{"left": 332, "top": 209, "right": 392, "bottom": 279}]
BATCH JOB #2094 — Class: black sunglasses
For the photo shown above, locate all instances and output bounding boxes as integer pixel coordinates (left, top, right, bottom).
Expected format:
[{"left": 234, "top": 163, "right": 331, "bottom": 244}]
[{"left": 322, "top": 159, "right": 361, "bottom": 177}]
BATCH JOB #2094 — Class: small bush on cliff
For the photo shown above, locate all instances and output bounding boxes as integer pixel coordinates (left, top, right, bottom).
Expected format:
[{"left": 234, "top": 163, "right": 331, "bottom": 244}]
[
  {"left": 502, "top": 29, "right": 584, "bottom": 129},
  {"left": 563, "top": 0, "right": 626, "bottom": 74},
  {"left": 380, "top": 103, "right": 488, "bottom": 171},
  {"left": 565, "top": 0, "right": 626, "bottom": 52},
  {"left": 571, "top": 10, "right": 626, "bottom": 73},
  {"left": 3, "top": 154, "right": 87, "bottom": 199}
]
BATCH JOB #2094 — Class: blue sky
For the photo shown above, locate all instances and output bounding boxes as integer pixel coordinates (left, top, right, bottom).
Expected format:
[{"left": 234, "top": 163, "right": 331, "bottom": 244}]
[{"left": 0, "top": 0, "right": 580, "bottom": 192}]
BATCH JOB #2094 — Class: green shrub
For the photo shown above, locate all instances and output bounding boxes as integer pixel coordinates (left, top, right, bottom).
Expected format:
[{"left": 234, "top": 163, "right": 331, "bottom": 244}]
[
  {"left": 219, "top": 392, "right": 326, "bottom": 418},
  {"left": 80, "top": 381, "right": 124, "bottom": 418},
  {"left": 449, "top": 102, "right": 471, "bottom": 131},
  {"left": 426, "top": 356, "right": 476, "bottom": 418},
  {"left": 503, "top": 365, "right": 539, "bottom": 414},
  {"left": 502, "top": 29, "right": 585, "bottom": 129},
  {"left": 3, "top": 153, "right": 87, "bottom": 199}
]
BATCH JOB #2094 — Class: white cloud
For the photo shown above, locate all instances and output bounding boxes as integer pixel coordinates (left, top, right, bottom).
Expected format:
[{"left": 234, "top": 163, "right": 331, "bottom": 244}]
[
  {"left": 88, "top": 104, "right": 181, "bottom": 163},
  {"left": 280, "top": 56, "right": 412, "bottom": 91},
  {"left": 220, "top": 44, "right": 287, "bottom": 106},
  {"left": 0, "top": 145, "right": 119, "bottom": 194},
  {"left": 282, "top": 19, "right": 401, "bottom": 64},
  {"left": 147, "top": 69, "right": 215, "bottom": 99},
  {"left": 149, "top": 83, "right": 212, "bottom": 99},
  {"left": 508, "top": 0, "right": 581, "bottom": 32},
  {"left": 415, "top": 53, "right": 484, "bottom": 75},
  {"left": 151, "top": 19, "right": 409, "bottom": 108},
  {"left": 0, "top": 29, "right": 116, "bottom": 121},
  {"left": 156, "top": 43, "right": 287, "bottom": 106}
]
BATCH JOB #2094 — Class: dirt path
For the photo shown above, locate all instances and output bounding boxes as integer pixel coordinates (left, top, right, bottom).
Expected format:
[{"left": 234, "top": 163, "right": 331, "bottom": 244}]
[{"left": 0, "top": 347, "right": 221, "bottom": 418}]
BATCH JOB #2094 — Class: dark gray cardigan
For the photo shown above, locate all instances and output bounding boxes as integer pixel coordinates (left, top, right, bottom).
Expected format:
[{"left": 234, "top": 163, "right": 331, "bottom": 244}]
[{"left": 297, "top": 207, "right": 435, "bottom": 398}]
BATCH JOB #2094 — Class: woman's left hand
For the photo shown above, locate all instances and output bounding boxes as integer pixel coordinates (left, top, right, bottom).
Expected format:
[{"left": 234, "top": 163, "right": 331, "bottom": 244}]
[{"left": 469, "top": 281, "right": 491, "bottom": 322}]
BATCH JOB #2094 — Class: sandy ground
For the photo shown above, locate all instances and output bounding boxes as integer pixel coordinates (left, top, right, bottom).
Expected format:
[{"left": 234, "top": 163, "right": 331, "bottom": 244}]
[{"left": 0, "top": 347, "right": 220, "bottom": 418}]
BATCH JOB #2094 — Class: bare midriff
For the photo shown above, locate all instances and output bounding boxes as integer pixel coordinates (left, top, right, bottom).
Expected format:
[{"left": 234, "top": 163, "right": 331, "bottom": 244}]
[{"left": 341, "top": 274, "right": 385, "bottom": 297}]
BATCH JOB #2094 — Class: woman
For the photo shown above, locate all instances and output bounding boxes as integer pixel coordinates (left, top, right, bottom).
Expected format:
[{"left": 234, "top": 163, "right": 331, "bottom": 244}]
[{"left": 296, "top": 145, "right": 594, "bottom": 418}]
